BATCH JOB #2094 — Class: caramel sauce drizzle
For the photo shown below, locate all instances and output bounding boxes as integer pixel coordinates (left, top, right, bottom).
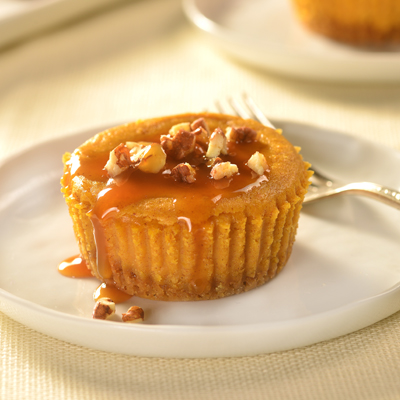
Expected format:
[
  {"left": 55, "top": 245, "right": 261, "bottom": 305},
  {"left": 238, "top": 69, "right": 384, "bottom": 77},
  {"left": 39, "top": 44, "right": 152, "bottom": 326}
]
[
  {"left": 89, "top": 214, "right": 113, "bottom": 280},
  {"left": 72, "top": 138, "right": 269, "bottom": 219}
]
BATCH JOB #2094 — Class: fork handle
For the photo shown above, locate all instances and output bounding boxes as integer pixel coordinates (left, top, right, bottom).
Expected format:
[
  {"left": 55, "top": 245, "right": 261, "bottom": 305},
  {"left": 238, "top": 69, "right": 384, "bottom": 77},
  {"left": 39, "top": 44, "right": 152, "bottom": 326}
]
[{"left": 340, "top": 182, "right": 400, "bottom": 210}]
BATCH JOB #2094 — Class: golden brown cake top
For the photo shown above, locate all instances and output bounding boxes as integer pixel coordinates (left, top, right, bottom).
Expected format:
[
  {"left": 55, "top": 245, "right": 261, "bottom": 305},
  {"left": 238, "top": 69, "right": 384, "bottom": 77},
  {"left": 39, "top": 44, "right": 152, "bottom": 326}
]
[{"left": 62, "top": 113, "right": 306, "bottom": 225}]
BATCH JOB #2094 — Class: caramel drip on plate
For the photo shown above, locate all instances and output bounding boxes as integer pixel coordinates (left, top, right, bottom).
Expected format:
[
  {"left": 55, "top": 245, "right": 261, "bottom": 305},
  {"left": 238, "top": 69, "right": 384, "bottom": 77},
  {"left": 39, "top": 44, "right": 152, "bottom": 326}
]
[
  {"left": 58, "top": 255, "right": 93, "bottom": 278},
  {"left": 93, "top": 282, "right": 133, "bottom": 304}
]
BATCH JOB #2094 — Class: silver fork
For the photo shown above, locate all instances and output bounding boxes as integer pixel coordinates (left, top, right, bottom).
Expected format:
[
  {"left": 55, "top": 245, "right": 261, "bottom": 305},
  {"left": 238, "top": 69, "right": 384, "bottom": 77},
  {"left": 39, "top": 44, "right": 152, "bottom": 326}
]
[{"left": 216, "top": 94, "right": 400, "bottom": 210}]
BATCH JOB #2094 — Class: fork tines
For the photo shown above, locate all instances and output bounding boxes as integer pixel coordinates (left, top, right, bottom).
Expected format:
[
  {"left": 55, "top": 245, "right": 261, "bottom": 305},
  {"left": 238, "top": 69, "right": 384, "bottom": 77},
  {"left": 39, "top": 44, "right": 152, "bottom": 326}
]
[{"left": 215, "top": 94, "right": 276, "bottom": 129}]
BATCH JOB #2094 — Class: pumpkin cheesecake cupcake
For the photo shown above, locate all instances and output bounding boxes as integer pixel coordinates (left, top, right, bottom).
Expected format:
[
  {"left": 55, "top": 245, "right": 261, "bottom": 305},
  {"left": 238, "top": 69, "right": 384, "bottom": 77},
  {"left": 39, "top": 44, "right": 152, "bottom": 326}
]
[
  {"left": 61, "top": 113, "right": 311, "bottom": 301},
  {"left": 291, "top": 0, "right": 400, "bottom": 45}
]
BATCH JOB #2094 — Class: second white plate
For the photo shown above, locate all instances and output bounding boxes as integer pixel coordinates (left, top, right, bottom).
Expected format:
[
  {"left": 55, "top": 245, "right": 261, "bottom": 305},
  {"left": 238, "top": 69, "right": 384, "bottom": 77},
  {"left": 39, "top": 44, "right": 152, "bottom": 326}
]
[
  {"left": 183, "top": 0, "right": 400, "bottom": 82},
  {"left": 0, "top": 120, "right": 400, "bottom": 358}
]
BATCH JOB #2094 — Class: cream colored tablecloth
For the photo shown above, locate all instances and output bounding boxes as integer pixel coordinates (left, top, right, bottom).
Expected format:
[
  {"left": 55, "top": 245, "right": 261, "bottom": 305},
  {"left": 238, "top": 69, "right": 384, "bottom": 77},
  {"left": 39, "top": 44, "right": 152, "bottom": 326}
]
[{"left": 1, "top": 1, "right": 400, "bottom": 398}]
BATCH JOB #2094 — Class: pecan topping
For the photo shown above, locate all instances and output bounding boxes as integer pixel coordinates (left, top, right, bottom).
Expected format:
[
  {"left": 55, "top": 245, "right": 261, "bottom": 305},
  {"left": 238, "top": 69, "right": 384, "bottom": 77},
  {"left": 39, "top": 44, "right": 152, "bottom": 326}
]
[
  {"left": 92, "top": 298, "right": 116, "bottom": 320},
  {"left": 210, "top": 161, "right": 238, "bottom": 180},
  {"left": 171, "top": 163, "right": 196, "bottom": 183},
  {"left": 206, "top": 128, "right": 228, "bottom": 158},
  {"left": 105, "top": 144, "right": 132, "bottom": 178},
  {"left": 191, "top": 118, "right": 210, "bottom": 145},
  {"left": 169, "top": 122, "right": 191, "bottom": 137},
  {"left": 161, "top": 129, "right": 196, "bottom": 160},
  {"left": 122, "top": 306, "right": 144, "bottom": 323},
  {"left": 104, "top": 120, "right": 264, "bottom": 186},
  {"left": 136, "top": 143, "right": 166, "bottom": 174},
  {"left": 114, "top": 144, "right": 131, "bottom": 168},
  {"left": 190, "top": 117, "right": 210, "bottom": 134},
  {"left": 128, "top": 142, "right": 147, "bottom": 164},
  {"left": 105, "top": 142, "right": 166, "bottom": 177},
  {"left": 226, "top": 126, "right": 257, "bottom": 143},
  {"left": 247, "top": 151, "right": 269, "bottom": 175},
  {"left": 191, "top": 127, "right": 209, "bottom": 146}
]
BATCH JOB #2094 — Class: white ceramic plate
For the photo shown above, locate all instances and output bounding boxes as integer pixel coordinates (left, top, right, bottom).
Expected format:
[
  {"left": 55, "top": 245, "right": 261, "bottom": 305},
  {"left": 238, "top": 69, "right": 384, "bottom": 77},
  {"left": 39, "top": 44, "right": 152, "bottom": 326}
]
[
  {"left": 183, "top": 0, "right": 400, "bottom": 82},
  {"left": 1, "top": 121, "right": 400, "bottom": 358}
]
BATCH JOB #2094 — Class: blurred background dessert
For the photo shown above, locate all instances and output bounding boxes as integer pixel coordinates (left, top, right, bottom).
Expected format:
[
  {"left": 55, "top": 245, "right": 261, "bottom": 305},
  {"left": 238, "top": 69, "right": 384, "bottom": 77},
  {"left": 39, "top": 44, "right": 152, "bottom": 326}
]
[{"left": 291, "top": 0, "right": 400, "bottom": 45}]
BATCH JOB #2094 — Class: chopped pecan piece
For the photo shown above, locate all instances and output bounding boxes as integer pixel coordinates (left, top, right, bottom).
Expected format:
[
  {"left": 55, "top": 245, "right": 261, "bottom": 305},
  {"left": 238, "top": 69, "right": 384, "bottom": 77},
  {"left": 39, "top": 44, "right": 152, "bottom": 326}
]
[
  {"left": 161, "top": 128, "right": 196, "bottom": 160},
  {"left": 226, "top": 126, "right": 257, "bottom": 143},
  {"left": 191, "top": 127, "right": 209, "bottom": 146},
  {"left": 190, "top": 117, "right": 210, "bottom": 134},
  {"left": 206, "top": 128, "right": 228, "bottom": 158},
  {"left": 210, "top": 161, "right": 238, "bottom": 180},
  {"left": 191, "top": 118, "right": 210, "bottom": 145},
  {"left": 127, "top": 142, "right": 147, "bottom": 164},
  {"left": 105, "top": 143, "right": 132, "bottom": 178},
  {"left": 169, "top": 122, "right": 191, "bottom": 137},
  {"left": 114, "top": 144, "right": 131, "bottom": 168},
  {"left": 247, "top": 151, "right": 269, "bottom": 175},
  {"left": 171, "top": 163, "right": 196, "bottom": 183},
  {"left": 122, "top": 306, "right": 144, "bottom": 323},
  {"left": 105, "top": 141, "right": 167, "bottom": 177},
  {"left": 92, "top": 298, "right": 116, "bottom": 320},
  {"left": 136, "top": 143, "right": 166, "bottom": 174}
]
